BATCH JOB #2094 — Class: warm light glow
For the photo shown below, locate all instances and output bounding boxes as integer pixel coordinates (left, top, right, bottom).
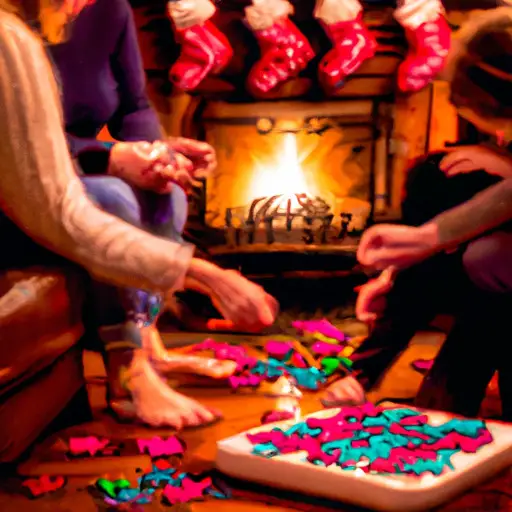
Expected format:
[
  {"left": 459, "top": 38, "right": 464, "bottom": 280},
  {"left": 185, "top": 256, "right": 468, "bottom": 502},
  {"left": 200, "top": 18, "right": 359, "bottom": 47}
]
[{"left": 245, "top": 133, "right": 319, "bottom": 207}]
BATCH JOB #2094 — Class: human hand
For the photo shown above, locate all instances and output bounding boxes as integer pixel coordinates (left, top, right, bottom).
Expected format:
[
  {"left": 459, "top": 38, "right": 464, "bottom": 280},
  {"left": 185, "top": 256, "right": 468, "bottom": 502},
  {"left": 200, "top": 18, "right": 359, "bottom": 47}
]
[
  {"left": 440, "top": 145, "right": 512, "bottom": 178},
  {"left": 109, "top": 141, "right": 194, "bottom": 193},
  {"left": 185, "top": 260, "right": 279, "bottom": 332},
  {"left": 321, "top": 376, "right": 366, "bottom": 406},
  {"left": 357, "top": 223, "right": 440, "bottom": 270},
  {"left": 168, "top": 137, "right": 217, "bottom": 178},
  {"left": 356, "top": 267, "right": 395, "bottom": 324}
]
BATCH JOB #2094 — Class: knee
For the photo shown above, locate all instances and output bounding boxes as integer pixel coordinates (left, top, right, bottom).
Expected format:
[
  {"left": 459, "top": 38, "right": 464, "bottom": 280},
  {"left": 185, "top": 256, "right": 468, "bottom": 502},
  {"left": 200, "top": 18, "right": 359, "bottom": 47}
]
[
  {"left": 82, "top": 176, "right": 142, "bottom": 227},
  {"left": 463, "top": 232, "right": 512, "bottom": 293}
]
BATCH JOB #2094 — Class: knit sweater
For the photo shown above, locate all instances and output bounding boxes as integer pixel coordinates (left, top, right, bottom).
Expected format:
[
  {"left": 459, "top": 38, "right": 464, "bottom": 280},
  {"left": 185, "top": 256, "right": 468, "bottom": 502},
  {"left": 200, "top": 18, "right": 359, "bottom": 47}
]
[
  {"left": 0, "top": 9, "right": 193, "bottom": 292},
  {"left": 49, "top": 0, "right": 163, "bottom": 159}
]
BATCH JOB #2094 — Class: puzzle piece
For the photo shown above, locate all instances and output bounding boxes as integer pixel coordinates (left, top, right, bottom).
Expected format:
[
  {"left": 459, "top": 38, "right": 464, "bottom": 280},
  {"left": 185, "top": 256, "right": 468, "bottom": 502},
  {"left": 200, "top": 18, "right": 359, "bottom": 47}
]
[
  {"left": 137, "top": 436, "right": 185, "bottom": 458},
  {"left": 22, "top": 475, "right": 66, "bottom": 498},
  {"left": 139, "top": 464, "right": 178, "bottom": 488},
  {"left": 96, "top": 478, "right": 131, "bottom": 498}
]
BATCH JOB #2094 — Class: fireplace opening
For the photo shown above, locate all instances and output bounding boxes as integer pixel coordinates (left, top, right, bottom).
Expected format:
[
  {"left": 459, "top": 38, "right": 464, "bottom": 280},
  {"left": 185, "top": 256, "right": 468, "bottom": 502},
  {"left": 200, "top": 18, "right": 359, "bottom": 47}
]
[
  {"left": 224, "top": 133, "right": 357, "bottom": 247},
  {"left": 196, "top": 100, "right": 389, "bottom": 258}
]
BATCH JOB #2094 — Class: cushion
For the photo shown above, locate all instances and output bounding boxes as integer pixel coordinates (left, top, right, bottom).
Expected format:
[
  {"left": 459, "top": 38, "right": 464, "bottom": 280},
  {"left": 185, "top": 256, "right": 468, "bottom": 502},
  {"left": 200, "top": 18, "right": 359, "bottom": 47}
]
[{"left": 0, "top": 268, "right": 84, "bottom": 395}]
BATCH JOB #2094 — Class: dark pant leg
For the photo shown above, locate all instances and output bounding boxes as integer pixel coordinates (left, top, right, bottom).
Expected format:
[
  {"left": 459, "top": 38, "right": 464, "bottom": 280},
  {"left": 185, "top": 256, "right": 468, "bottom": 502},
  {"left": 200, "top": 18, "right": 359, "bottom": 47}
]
[
  {"left": 416, "top": 230, "right": 512, "bottom": 418},
  {"left": 352, "top": 251, "right": 466, "bottom": 389},
  {"left": 464, "top": 232, "right": 512, "bottom": 420},
  {"left": 414, "top": 294, "right": 497, "bottom": 417},
  {"left": 351, "top": 153, "right": 503, "bottom": 390},
  {"left": 80, "top": 176, "right": 188, "bottom": 347}
]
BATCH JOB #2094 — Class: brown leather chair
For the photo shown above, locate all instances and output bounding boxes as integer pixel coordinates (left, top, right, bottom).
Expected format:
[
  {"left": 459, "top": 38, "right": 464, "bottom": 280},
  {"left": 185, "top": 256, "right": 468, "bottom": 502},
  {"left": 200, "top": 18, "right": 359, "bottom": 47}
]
[{"left": 0, "top": 268, "right": 88, "bottom": 463}]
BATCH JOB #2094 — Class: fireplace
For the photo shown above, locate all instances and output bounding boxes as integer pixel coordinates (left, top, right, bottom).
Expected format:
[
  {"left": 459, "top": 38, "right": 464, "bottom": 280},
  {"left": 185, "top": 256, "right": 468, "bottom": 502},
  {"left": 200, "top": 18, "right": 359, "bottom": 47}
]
[{"left": 190, "top": 99, "right": 393, "bottom": 261}]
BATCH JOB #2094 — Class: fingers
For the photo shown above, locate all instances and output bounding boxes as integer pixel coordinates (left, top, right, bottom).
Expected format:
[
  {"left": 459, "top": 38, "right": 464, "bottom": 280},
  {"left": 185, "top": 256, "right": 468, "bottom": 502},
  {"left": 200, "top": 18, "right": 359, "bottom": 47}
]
[
  {"left": 357, "top": 225, "right": 424, "bottom": 269},
  {"left": 357, "top": 225, "right": 390, "bottom": 266},
  {"left": 174, "top": 152, "right": 194, "bottom": 172},
  {"left": 355, "top": 273, "right": 394, "bottom": 323},
  {"left": 440, "top": 146, "right": 488, "bottom": 176},
  {"left": 170, "top": 137, "right": 213, "bottom": 156},
  {"left": 322, "top": 377, "right": 365, "bottom": 406},
  {"left": 168, "top": 137, "right": 217, "bottom": 176}
]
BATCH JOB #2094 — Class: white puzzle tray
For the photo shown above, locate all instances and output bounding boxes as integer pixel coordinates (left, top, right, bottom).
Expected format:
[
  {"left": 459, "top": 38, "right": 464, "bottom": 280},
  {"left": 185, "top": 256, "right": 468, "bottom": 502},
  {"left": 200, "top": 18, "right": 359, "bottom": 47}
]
[{"left": 216, "top": 406, "right": 512, "bottom": 511}]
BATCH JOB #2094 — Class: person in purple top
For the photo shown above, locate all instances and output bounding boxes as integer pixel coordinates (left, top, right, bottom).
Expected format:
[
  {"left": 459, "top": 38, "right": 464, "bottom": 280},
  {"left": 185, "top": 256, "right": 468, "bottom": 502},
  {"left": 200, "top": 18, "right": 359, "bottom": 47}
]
[{"left": 42, "top": 0, "right": 250, "bottom": 427}]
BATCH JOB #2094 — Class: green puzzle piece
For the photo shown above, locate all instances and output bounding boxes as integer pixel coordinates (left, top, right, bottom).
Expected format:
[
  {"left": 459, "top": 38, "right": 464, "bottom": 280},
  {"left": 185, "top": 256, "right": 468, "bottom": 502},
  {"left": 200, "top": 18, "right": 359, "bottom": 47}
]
[
  {"left": 96, "top": 478, "right": 131, "bottom": 498},
  {"left": 321, "top": 356, "right": 354, "bottom": 375},
  {"left": 321, "top": 357, "right": 341, "bottom": 376}
]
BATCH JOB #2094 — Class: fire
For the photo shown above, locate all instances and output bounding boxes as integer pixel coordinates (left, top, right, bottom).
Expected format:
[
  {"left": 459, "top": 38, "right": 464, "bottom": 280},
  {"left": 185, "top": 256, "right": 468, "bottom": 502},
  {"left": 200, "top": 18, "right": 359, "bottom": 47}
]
[{"left": 244, "top": 133, "right": 320, "bottom": 208}]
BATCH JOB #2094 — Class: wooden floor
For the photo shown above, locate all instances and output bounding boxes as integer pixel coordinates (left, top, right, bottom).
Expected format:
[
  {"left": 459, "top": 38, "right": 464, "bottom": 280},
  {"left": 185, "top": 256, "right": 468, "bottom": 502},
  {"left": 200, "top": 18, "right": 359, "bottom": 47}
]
[{"left": 0, "top": 329, "right": 509, "bottom": 512}]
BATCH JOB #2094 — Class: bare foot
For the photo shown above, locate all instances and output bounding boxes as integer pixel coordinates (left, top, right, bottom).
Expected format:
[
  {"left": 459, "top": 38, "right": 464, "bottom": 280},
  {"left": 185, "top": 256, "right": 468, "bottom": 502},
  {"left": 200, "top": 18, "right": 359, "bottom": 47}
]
[
  {"left": 321, "top": 376, "right": 366, "bottom": 407},
  {"left": 111, "top": 351, "right": 222, "bottom": 429},
  {"left": 143, "top": 325, "right": 237, "bottom": 379}
]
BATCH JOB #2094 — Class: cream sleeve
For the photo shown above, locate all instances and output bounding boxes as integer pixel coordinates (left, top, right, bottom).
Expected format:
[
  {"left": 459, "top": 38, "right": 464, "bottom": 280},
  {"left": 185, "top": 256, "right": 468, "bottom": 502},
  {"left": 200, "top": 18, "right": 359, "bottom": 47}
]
[
  {"left": 431, "top": 177, "right": 512, "bottom": 248},
  {"left": 0, "top": 11, "right": 193, "bottom": 292}
]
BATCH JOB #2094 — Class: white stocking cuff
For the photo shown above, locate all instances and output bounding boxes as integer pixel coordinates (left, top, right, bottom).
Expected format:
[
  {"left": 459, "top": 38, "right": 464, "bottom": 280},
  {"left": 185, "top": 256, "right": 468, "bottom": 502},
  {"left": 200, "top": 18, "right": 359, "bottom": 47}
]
[
  {"left": 394, "top": 0, "right": 445, "bottom": 30},
  {"left": 167, "top": 0, "right": 216, "bottom": 30},
  {"left": 314, "top": 0, "right": 363, "bottom": 24},
  {"left": 245, "top": 0, "right": 294, "bottom": 31}
]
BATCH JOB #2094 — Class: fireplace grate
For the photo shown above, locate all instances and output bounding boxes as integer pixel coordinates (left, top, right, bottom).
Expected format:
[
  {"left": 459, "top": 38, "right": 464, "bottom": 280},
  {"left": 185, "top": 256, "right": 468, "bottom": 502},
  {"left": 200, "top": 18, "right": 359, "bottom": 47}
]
[{"left": 225, "top": 193, "right": 354, "bottom": 246}]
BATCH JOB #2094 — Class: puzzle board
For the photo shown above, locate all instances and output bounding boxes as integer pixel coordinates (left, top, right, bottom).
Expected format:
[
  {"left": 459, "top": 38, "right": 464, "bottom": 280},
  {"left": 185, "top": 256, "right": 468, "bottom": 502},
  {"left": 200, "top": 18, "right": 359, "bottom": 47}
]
[{"left": 216, "top": 406, "right": 512, "bottom": 511}]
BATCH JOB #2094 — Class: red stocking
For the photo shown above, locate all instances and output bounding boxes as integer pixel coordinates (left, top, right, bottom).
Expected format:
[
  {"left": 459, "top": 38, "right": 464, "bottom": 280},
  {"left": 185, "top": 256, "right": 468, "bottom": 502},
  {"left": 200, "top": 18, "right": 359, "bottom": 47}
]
[
  {"left": 315, "top": 0, "right": 377, "bottom": 92},
  {"left": 394, "top": 0, "right": 451, "bottom": 92},
  {"left": 245, "top": 0, "right": 315, "bottom": 97},
  {"left": 168, "top": 0, "right": 233, "bottom": 91}
]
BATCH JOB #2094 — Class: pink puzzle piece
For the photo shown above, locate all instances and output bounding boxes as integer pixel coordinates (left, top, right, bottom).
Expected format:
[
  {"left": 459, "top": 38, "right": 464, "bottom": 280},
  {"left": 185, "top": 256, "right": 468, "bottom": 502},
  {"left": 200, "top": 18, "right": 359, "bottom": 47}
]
[
  {"left": 137, "top": 436, "right": 184, "bottom": 458},
  {"left": 265, "top": 341, "right": 294, "bottom": 359},
  {"left": 68, "top": 436, "right": 110, "bottom": 456},
  {"left": 162, "top": 476, "right": 212, "bottom": 504}
]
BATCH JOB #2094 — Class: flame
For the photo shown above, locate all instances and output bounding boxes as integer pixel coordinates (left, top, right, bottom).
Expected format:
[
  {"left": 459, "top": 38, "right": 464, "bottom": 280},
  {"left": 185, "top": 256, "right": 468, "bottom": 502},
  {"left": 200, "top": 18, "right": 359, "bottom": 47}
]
[{"left": 246, "top": 133, "right": 318, "bottom": 207}]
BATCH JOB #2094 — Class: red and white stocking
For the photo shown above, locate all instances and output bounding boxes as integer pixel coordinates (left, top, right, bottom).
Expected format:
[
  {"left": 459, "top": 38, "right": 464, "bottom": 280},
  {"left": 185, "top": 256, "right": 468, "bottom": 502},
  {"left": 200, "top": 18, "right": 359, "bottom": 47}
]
[
  {"left": 394, "top": 0, "right": 450, "bottom": 92},
  {"left": 167, "top": 0, "right": 233, "bottom": 91},
  {"left": 244, "top": 0, "right": 315, "bottom": 97},
  {"left": 314, "top": 0, "right": 377, "bottom": 92}
]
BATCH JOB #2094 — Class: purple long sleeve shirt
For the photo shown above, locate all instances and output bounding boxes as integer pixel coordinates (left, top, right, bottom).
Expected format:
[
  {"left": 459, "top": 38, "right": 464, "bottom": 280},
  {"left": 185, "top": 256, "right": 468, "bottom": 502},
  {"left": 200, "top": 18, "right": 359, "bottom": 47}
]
[{"left": 49, "top": 0, "right": 163, "bottom": 165}]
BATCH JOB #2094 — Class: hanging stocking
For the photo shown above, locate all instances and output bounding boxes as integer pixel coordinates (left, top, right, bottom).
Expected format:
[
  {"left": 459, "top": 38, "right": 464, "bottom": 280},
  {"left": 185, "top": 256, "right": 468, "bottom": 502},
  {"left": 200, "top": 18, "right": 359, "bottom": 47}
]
[
  {"left": 244, "top": 0, "right": 315, "bottom": 97},
  {"left": 315, "top": 0, "right": 377, "bottom": 92},
  {"left": 168, "top": 0, "right": 233, "bottom": 91},
  {"left": 394, "top": 0, "right": 451, "bottom": 92}
]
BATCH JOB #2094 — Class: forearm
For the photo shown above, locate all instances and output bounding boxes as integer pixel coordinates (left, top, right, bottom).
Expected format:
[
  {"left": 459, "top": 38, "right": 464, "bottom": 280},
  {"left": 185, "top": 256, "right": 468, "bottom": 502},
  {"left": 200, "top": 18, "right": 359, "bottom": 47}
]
[{"left": 427, "top": 178, "right": 512, "bottom": 249}]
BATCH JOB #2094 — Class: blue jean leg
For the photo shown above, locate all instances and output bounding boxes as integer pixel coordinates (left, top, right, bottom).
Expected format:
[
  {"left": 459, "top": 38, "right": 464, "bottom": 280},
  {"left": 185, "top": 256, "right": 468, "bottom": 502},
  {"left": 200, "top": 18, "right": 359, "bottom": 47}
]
[
  {"left": 81, "top": 176, "right": 188, "bottom": 342},
  {"left": 82, "top": 175, "right": 188, "bottom": 243}
]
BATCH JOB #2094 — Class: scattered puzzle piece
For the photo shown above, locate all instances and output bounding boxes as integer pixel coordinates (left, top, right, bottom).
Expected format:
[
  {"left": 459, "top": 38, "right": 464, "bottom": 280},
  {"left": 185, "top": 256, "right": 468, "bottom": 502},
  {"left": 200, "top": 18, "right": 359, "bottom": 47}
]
[
  {"left": 137, "top": 436, "right": 185, "bottom": 458},
  {"left": 96, "top": 478, "right": 131, "bottom": 498},
  {"left": 68, "top": 436, "right": 113, "bottom": 457},
  {"left": 22, "top": 475, "right": 66, "bottom": 498}
]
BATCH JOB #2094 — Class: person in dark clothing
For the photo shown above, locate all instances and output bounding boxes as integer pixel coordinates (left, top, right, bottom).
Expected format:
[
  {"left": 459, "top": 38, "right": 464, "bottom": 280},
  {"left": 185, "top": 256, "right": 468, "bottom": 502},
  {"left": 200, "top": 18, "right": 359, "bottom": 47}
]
[{"left": 323, "top": 8, "right": 512, "bottom": 421}]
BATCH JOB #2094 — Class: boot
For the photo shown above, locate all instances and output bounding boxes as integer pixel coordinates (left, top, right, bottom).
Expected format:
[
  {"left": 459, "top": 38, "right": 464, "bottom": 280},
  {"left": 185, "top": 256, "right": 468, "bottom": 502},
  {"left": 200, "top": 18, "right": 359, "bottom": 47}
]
[
  {"left": 394, "top": 0, "right": 451, "bottom": 92},
  {"left": 318, "top": 15, "right": 377, "bottom": 92},
  {"left": 168, "top": 0, "right": 233, "bottom": 91},
  {"left": 245, "top": 0, "right": 314, "bottom": 97}
]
